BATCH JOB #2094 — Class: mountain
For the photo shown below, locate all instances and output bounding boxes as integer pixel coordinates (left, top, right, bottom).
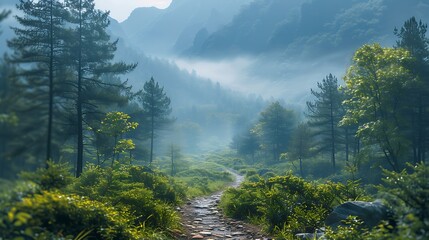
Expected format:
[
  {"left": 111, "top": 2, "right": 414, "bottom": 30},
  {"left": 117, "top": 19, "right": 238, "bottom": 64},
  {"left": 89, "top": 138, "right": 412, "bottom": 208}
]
[
  {"left": 186, "top": 0, "right": 429, "bottom": 58},
  {"left": 0, "top": 0, "right": 266, "bottom": 152},
  {"left": 120, "top": 0, "right": 248, "bottom": 56}
]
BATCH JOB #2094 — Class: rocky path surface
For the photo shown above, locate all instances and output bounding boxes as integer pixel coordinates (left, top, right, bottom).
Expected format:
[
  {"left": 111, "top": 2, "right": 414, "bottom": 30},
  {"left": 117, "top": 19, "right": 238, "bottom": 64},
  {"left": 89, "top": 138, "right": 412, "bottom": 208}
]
[{"left": 176, "top": 171, "right": 272, "bottom": 240}]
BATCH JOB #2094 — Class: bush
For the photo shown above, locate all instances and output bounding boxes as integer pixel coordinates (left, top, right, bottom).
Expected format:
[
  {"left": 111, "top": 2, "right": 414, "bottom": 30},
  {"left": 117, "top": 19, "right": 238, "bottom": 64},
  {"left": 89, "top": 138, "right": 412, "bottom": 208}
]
[
  {"left": 113, "top": 188, "right": 179, "bottom": 229},
  {"left": 72, "top": 164, "right": 184, "bottom": 231},
  {"left": 20, "top": 161, "right": 74, "bottom": 191},
  {"left": 1, "top": 191, "right": 138, "bottom": 240},
  {"left": 220, "top": 174, "right": 370, "bottom": 236},
  {"left": 380, "top": 163, "right": 429, "bottom": 239}
]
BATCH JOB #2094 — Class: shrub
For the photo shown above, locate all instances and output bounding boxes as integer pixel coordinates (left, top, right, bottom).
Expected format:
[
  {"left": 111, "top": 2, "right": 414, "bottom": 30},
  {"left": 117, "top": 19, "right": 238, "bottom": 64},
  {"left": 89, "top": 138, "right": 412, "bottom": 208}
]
[
  {"left": 220, "top": 174, "right": 370, "bottom": 236},
  {"left": 220, "top": 184, "right": 264, "bottom": 220},
  {"left": 20, "top": 161, "right": 74, "bottom": 191},
  {"left": 1, "top": 191, "right": 138, "bottom": 240},
  {"left": 112, "top": 188, "right": 179, "bottom": 229},
  {"left": 72, "top": 164, "right": 184, "bottom": 231},
  {"left": 379, "top": 163, "right": 429, "bottom": 239}
]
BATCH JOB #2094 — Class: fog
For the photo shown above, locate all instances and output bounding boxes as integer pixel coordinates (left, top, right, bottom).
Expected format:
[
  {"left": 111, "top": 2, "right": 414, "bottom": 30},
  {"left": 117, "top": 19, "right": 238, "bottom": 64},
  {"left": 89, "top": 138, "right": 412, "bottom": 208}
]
[
  {"left": 1, "top": 0, "right": 426, "bottom": 170},
  {"left": 173, "top": 53, "right": 350, "bottom": 107}
]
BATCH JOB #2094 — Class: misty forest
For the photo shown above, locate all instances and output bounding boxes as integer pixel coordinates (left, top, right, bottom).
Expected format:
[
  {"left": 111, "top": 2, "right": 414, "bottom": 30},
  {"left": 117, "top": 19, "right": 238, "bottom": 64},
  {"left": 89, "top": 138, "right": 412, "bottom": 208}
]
[{"left": 0, "top": 0, "right": 428, "bottom": 239}]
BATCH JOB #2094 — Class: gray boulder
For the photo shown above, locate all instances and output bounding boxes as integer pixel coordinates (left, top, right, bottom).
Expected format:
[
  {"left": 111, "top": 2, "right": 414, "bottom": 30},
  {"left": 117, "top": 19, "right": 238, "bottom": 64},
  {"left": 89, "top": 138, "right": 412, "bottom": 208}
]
[{"left": 325, "top": 200, "right": 390, "bottom": 229}]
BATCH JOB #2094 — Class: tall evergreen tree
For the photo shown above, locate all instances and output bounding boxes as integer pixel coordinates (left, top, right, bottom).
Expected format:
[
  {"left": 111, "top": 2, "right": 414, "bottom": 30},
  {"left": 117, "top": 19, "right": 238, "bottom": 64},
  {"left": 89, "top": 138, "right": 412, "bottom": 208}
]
[
  {"left": 255, "top": 101, "right": 295, "bottom": 162},
  {"left": 8, "top": 0, "right": 67, "bottom": 165},
  {"left": 138, "top": 77, "right": 172, "bottom": 164},
  {"left": 394, "top": 17, "right": 429, "bottom": 163},
  {"left": 65, "top": 0, "right": 136, "bottom": 176},
  {"left": 306, "top": 74, "right": 343, "bottom": 173}
]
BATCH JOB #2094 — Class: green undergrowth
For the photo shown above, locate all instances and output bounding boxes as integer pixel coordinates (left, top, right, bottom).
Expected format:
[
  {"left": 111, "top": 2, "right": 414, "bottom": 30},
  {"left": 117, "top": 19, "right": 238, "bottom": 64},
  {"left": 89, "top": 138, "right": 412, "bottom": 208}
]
[
  {"left": 154, "top": 154, "right": 235, "bottom": 198},
  {"left": 219, "top": 161, "right": 429, "bottom": 240},
  {"left": 0, "top": 161, "right": 187, "bottom": 239},
  {"left": 219, "top": 173, "right": 370, "bottom": 238}
]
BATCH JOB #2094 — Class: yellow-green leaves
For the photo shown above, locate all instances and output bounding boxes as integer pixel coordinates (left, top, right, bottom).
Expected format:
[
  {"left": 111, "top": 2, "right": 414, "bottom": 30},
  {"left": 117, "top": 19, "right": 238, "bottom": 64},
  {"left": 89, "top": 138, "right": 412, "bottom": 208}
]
[
  {"left": 98, "top": 112, "right": 139, "bottom": 164},
  {"left": 98, "top": 111, "right": 139, "bottom": 137},
  {"left": 115, "top": 139, "right": 136, "bottom": 154},
  {"left": 342, "top": 44, "right": 415, "bottom": 170}
]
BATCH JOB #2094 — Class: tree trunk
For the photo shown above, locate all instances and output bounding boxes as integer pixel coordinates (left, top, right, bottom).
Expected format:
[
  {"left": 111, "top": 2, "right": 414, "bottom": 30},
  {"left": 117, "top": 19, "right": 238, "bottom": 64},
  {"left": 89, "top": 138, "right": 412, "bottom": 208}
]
[
  {"left": 150, "top": 114, "right": 154, "bottom": 164},
  {"left": 46, "top": 0, "right": 54, "bottom": 166},
  {"left": 345, "top": 128, "right": 349, "bottom": 162},
  {"left": 76, "top": 0, "right": 83, "bottom": 177},
  {"left": 171, "top": 146, "right": 174, "bottom": 176},
  {"left": 330, "top": 102, "right": 336, "bottom": 173}
]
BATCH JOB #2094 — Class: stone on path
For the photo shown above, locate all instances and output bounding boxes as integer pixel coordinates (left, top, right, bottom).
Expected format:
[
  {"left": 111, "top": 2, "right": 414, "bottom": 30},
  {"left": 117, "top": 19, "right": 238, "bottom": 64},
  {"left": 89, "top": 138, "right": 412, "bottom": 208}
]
[
  {"left": 192, "top": 234, "right": 204, "bottom": 239},
  {"left": 179, "top": 170, "right": 271, "bottom": 239}
]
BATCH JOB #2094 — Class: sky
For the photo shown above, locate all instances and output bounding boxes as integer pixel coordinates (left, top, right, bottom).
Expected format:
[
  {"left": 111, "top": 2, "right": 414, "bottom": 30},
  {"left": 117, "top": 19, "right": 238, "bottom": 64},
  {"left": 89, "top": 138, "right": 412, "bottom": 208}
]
[{"left": 94, "top": 0, "right": 172, "bottom": 22}]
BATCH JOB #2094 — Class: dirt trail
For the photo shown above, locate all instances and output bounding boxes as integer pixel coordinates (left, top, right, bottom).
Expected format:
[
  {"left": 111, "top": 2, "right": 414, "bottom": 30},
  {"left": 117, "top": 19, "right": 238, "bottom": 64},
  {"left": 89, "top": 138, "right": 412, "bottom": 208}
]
[{"left": 176, "top": 171, "right": 272, "bottom": 240}]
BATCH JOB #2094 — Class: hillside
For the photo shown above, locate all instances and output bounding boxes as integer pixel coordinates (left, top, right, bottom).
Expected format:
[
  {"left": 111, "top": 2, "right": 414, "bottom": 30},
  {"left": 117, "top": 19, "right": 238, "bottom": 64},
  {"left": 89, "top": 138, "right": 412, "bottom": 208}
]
[
  {"left": 186, "top": 0, "right": 429, "bottom": 58},
  {"left": 120, "top": 0, "right": 248, "bottom": 56}
]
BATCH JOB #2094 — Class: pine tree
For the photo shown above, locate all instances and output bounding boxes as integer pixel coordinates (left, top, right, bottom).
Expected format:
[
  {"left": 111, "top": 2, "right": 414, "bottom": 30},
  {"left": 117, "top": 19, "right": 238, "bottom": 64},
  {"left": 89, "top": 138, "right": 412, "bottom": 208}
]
[
  {"left": 255, "top": 101, "right": 295, "bottom": 162},
  {"left": 8, "top": 0, "right": 68, "bottom": 165},
  {"left": 138, "top": 77, "right": 172, "bottom": 164},
  {"left": 394, "top": 17, "right": 429, "bottom": 163},
  {"left": 65, "top": 0, "right": 136, "bottom": 176},
  {"left": 306, "top": 74, "right": 343, "bottom": 173}
]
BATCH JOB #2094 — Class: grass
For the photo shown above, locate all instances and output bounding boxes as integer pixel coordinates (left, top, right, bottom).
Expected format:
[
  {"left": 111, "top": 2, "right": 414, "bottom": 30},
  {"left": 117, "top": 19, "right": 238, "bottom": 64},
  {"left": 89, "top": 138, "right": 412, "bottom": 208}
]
[{"left": 151, "top": 153, "right": 236, "bottom": 198}]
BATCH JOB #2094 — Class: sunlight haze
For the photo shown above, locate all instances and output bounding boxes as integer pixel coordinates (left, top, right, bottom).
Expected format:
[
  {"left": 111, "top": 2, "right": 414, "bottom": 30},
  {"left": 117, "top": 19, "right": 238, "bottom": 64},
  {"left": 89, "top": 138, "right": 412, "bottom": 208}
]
[{"left": 94, "top": 0, "right": 172, "bottom": 22}]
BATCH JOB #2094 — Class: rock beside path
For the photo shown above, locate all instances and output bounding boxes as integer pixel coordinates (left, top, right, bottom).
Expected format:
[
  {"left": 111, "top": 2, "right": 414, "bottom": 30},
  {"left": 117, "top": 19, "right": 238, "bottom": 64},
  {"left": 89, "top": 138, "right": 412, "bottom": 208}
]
[{"left": 325, "top": 200, "right": 391, "bottom": 229}]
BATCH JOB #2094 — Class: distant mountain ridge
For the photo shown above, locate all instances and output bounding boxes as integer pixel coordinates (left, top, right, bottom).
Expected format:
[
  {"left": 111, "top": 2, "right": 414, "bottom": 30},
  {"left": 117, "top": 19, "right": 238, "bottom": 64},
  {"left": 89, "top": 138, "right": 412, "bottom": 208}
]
[
  {"left": 120, "top": 0, "right": 249, "bottom": 56},
  {"left": 185, "top": 0, "right": 429, "bottom": 58}
]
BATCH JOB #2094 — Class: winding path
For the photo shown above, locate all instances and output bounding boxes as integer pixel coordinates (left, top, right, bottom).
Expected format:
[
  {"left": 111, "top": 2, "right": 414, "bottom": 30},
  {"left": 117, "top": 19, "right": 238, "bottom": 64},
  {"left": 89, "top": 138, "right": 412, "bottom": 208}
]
[{"left": 177, "top": 171, "right": 272, "bottom": 240}]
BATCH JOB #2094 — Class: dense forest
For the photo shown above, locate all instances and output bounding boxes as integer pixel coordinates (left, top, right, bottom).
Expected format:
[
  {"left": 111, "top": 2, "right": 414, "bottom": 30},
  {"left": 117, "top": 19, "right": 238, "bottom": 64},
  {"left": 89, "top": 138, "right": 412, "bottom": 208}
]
[{"left": 0, "top": 0, "right": 428, "bottom": 239}]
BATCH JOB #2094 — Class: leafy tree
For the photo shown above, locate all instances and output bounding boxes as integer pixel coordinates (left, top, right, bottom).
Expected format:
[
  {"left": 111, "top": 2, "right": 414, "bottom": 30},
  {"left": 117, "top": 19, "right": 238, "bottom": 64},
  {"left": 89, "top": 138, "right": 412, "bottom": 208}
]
[
  {"left": 394, "top": 17, "right": 429, "bottom": 163},
  {"left": 138, "top": 77, "right": 172, "bottom": 164},
  {"left": 98, "top": 111, "right": 138, "bottom": 167},
  {"left": 342, "top": 44, "right": 416, "bottom": 172},
  {"left": 8, "top": 0, "right": 68, "bottom": 165},
  {"left": 231, "top": 122, "right": 260, "bottom": 162},
  {"left": 65, "top": 0, "right": 136, "bottom": 176},
  {"left": 306, "top": 74, "right": 343, "bottom": 172},
  {"left": 235, "top": 127, "right": 260, "bottom": 162},
  {"left": 255, "top": 101, "right": 295, "bottom": 161},
  {"left": 288, "top": 122, "right": 313, "bottom": 177}
]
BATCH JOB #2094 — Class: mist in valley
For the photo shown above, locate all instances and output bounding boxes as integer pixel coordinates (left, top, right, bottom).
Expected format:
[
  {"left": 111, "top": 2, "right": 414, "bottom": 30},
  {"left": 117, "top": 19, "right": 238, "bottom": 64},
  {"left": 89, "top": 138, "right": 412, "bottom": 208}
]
[
  {"left": 1, "top": 1, "right": 429, "bottom": 239},
  {"left": 1, "top": 0, "right": 428, "bottom": 164}
]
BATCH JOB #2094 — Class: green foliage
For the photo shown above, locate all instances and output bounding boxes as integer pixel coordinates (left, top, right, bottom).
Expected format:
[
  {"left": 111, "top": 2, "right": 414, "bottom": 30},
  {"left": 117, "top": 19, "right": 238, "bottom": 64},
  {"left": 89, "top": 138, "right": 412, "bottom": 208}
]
[
  {"left": 324, "top": 217, "right": 394, "bottom": 240},
  {"left": 175, "top": 167, "right": 233, "bottom": 197},
  {"left": 138, "top": 77, "right": 172, "bottom": 163},
  {"left": 307, "top": 74, "right": 345, "bottom": 172},
  {"left": 72, "top": 164, "right": 184, "bottom": 230},
  {"left": 98, "top": 112, "right": 138, "bottom": 165},
  {"left": 342, "top": 43, "right": 415, "bottom": 171},
  {"left": 20, "top": 161, "right": 74, "bottom": 191},
  {"left": 0, "top": 161, "right": 188, "bottom": 239},
  {"left": 1, "top": 191, "right": 138, "bottom": 240},
  {"left": 220, "top": 174, "right": 370, "bottom": 236},
  {"left": 254, "top": 101, "right": 296, "bottom": 162},
  {"left": 98, "top": 112, "right": 139, "bottom": 139},
  {"left": 380, "top": 163, "right": 429, "bottom": 238}
]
